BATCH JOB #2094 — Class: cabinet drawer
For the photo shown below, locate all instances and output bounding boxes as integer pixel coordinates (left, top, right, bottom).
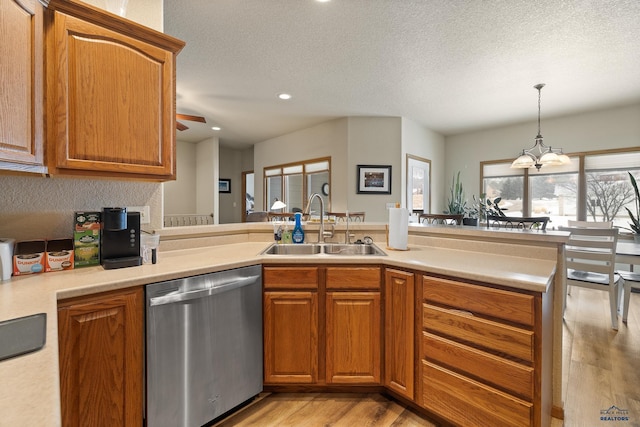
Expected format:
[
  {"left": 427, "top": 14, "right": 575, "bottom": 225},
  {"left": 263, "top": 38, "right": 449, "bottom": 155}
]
[
  {"left": 422, "top": 332, "right": 534, "bottom": 400},
  {"left": 326, "top": 267, "right": 381, "bottom": 290},
  {"left": 264, "top": 267, "right": 319, "bottom": 290},
  {"left": 423, "top": 304, "right": 534, "bottom": 362},
  {"left": 422, "top": 361, "right": 532, "bottom": 427},
  {"left": 423, "top": 275, "right": 535, "bottom": 326}
]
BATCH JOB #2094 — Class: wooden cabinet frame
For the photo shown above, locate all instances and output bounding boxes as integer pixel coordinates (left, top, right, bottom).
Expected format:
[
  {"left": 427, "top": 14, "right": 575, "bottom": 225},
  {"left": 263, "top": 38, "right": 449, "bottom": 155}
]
[{"left": 44, "top": 1, "right": 184, "bottom": 179}]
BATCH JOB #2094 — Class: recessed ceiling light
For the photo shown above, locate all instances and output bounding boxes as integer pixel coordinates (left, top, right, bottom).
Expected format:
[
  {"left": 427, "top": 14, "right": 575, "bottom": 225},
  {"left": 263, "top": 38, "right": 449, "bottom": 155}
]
[
  {"left": 278, "top": 93, "right": 292, "bottom": 100},
  {"left": 316, "top": 0, "right": 331, "bottom": 2},
  {"left": 211, "top": 126, "right": 221, "bottom": 131}
]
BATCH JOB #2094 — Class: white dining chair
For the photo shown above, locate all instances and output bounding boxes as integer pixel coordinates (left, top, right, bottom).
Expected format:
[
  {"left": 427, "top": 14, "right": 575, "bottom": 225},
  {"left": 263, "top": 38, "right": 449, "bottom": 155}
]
[
  {"left": 567, "top": 220, "right": 613, "bottom": 228},
  {"left": 618, "top": 271, "right": 640, "bottom": 323},
  {"left": 559, "top": 227, "right": 620, "bottom": 330}
]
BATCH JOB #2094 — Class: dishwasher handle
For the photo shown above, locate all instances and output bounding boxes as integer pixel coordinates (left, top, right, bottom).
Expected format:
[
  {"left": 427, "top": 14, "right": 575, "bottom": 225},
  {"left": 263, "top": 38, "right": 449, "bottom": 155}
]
[{"left": 149, "top": 275, "right": 260, "bottom": 306}]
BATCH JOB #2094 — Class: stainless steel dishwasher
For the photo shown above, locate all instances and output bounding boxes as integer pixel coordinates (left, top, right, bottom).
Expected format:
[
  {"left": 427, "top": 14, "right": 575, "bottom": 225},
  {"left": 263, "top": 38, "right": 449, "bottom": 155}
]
[{"left": 146, "top": 265, "right": 262, "bottom": 427}]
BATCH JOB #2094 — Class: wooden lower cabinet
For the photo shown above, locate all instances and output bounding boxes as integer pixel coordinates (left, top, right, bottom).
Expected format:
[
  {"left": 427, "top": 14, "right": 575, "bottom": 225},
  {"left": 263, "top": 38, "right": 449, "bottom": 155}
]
[
  {"left": 420, "top": 275, "right": 549, "bottom": 427},
  {"left": 384, "top": 268, "right": 415, "bottom": 399},
  {"left": 262, "top": 265, "right": 551, "bottom": 426},
  {"left": 57, "top": 287, "right": 143, "bottom": 427},
  {"left": 422, "top": 361, "right": 533, "bottom": 427},
  {"left": 326, "top": 291, "right": 380, "bottom": 384},
  {"left": 263, "top": 265, "right": 381, "bottom": 386},
  {"left": 263, "top": 291, "right": 319, "bottom": 383},
  {"left": 263, "top": 266, "right": 319, "bottom": 384}
]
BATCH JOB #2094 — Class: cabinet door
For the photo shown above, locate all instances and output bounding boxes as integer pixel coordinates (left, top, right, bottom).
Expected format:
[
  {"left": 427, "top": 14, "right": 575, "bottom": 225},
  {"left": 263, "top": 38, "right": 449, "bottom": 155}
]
[
  {"left": 0, "top": 0, "right": 45, "bottom": 172},
  {"left": 384, "top": 268, "right": 415, "bottom": 399},
  {"left": 58, "top": 287, "right": 143, "bottom": 427},
  {"left": 264, "top": 291, "right": 318, "bottom": 384},
  {"left": 47, "top": 9, "right": 181, "bottom": 179},
  {"left": 326, "top": 291, "right": 381, "bottom": 384}
]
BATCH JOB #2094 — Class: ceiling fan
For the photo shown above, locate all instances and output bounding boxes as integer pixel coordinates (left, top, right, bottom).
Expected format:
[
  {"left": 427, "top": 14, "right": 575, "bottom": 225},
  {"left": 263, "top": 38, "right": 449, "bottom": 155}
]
[{"left": 176, "top": 113, "right": 206, "bottom": 131}]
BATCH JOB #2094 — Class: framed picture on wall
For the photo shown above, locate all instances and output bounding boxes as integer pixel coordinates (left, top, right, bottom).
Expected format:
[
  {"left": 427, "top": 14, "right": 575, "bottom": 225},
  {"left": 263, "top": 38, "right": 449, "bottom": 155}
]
[
  {"left": 357, "top": 165, "right": 391, "bottom": 194},
  {"left": 219, "top": 179, "right": 231, "bottom": 193}
]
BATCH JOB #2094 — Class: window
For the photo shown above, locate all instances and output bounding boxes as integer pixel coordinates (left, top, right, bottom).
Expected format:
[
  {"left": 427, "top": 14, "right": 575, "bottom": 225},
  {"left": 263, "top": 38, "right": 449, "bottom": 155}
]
[
  {"left": 482, "top": 162, "right": 524, "bottom": 216},
  {"left": 481, "top": 148, "right": 639, "bottom": 230},
  {"left": 528, "top": 158, "right": 579, "bottom": 227},
  {"left": 264, "top": 158, "right": 330, "bottom": 213},
  {"left": 584, "top": 151, "right": 640, "bottom": 228}
]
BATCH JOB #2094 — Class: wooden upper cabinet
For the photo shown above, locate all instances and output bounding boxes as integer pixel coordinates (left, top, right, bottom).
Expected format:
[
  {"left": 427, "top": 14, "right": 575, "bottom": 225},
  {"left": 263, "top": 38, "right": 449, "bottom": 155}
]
[
  {"left": 0, "top": 0, "right": 46, "bottom": 173},
  {"left": 44, "top": 0, "right": 185, "bottom": 180}
]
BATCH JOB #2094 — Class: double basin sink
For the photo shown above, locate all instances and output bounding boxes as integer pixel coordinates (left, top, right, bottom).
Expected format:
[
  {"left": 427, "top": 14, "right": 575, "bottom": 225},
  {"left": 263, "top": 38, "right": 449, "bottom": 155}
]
[{"left": 261, "top": 243, "right": 386, "bottom": 256}]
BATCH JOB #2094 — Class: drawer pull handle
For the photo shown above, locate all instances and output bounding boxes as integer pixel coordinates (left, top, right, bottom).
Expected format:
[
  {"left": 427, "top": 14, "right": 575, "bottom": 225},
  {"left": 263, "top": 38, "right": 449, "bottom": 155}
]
[{"left": 449, "top": 309, "right": 474, "bottom": 317}]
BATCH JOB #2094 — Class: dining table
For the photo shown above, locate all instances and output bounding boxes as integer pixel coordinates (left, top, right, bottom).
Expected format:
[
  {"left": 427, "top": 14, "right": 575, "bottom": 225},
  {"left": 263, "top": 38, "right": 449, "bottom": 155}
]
[{"left": 616, "top": 239, "right": 640, "bottom": 271}]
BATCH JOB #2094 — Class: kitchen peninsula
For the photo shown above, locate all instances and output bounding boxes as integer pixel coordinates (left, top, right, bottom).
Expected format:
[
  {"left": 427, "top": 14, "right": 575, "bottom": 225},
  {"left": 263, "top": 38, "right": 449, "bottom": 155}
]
[{"left": 0, "top": 223, "right": 568, "bottom": 426}]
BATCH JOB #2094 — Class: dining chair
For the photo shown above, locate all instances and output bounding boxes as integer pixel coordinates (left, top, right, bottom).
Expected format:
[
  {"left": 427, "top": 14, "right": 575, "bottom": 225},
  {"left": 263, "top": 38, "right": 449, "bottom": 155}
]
[
  {"left": 618, "top": 271, "right": 640, "bottom": 323},
  {"left": 558, "top": 226, "right": 620, "bottom": 330},
  {"left": 486, "top": 215, "right": 550, "bottom": 230},
  {"left": 328, "top": 212, "right": 366, "bottom": 222},
  {"left": 567, "top": 220, "right": 613, "bottom": 229},
  {"left": 418, "top": 213, "right": 464, "bottom": 225}
]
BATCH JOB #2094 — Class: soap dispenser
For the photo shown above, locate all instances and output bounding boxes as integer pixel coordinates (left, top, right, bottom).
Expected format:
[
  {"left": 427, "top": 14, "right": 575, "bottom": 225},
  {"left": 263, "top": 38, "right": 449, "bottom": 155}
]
[
  {"left": 282, "top": 223, "right": 292, "bottom": 244},
  {"left": 292, "top": 212, "right": 305, "bottom": 244}
]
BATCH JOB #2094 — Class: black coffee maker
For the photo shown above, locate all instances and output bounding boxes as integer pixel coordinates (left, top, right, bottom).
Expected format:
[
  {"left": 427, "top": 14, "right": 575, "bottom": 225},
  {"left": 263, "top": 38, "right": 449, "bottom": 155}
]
[{"left": 101, "top": 207, "right": 142, "bottom": 269}]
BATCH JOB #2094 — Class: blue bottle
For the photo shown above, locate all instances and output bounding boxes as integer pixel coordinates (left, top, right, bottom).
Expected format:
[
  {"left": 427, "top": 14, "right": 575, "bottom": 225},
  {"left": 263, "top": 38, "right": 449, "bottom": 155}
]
[{"left": 292, "top": 212, "right": 305, "bottom": 244}]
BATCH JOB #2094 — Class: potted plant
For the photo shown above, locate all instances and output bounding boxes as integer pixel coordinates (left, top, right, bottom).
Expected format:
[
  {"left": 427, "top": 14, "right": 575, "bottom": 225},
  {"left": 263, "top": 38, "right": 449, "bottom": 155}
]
[
  {"left": 624, "top": 172, "right": 640, "bottom": 242},
  {"left": 466, "top": 193, "right": 506, "bottom": 226},
  {"left": 445, "top": 171, "right": 467, "bottom": 218}
]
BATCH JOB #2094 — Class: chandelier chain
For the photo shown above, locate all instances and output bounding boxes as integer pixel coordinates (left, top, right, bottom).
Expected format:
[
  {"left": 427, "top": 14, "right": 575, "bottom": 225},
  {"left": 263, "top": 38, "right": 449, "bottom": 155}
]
[{"left": 511, "top": 83, "right": 569, "bottom": 170}]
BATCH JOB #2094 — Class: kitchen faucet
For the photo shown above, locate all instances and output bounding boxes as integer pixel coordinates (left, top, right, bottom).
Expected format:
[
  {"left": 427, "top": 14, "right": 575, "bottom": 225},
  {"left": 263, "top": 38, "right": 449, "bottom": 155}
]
[
  {"left": 344, "top": 211, "right": 355, "bottom": 244},
  {"left": 304, "top": 193, "right": 334, "bottom": 242}
]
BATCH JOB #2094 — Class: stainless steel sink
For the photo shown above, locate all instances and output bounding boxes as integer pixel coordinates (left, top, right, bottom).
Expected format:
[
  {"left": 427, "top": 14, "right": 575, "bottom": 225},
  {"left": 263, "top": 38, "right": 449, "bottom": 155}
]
[
  {"left": 322, "top": 244, "right": 386, "bottom": 256},
  {"left": 262, "top": 244, "right": 322, "bottom": 255},
  {"left": 261, "top": 243, "right": 385, "bottom": 256}
]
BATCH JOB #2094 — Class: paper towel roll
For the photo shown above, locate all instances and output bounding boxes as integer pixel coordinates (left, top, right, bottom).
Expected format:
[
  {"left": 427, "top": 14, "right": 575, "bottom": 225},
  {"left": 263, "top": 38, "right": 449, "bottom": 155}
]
[{"left": 388, "top": 208, "right": 409, "bottom": 250}]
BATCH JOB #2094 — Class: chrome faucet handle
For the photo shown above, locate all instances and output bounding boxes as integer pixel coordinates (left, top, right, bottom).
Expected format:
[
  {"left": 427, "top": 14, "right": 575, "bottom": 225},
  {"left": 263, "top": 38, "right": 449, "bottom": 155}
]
[
  {"left": 344, "top": 211, "right": 352, "bottom": 244},
  {"left": 345, "top": 231, "right": 355, "bottom": 244},
  {"left": 322, "top": 224, "right": 335, "bottom": 242}
]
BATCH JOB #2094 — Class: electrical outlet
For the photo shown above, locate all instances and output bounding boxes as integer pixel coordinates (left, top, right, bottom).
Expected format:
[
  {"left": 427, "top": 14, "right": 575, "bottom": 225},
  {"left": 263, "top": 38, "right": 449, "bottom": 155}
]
[{"left": 127, "top": 206, "right": 150, "bottom": 224}]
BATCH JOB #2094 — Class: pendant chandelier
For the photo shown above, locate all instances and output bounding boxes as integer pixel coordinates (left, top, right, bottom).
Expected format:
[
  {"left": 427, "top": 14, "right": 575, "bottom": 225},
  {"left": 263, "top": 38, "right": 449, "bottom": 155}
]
[{"left": 511, "top": 83, "right": 570, "bottom": 170}]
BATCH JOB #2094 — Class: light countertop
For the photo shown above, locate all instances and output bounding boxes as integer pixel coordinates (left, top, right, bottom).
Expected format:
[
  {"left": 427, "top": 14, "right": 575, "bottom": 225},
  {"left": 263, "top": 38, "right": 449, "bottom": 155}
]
[{"left": 0, "top": 239, "right": 557, "bottom": 426}]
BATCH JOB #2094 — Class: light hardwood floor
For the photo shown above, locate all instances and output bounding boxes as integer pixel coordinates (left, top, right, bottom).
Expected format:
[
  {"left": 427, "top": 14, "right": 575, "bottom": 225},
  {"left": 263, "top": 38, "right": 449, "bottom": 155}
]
[
  {"left": 561, "top": 286, "right": 640, "bottom": 427},
  {"left": 214, "top": 287, "right": 640, "bottom": 427},
  {"left": 213, "top": 393, "right": 437, "bottom": 426}
]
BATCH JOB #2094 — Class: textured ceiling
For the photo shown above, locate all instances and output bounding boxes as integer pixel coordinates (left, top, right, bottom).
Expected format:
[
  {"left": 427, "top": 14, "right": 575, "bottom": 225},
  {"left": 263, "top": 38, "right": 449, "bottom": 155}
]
[{"left": 165, "top": 0, "right": 640, "bottom": 148}]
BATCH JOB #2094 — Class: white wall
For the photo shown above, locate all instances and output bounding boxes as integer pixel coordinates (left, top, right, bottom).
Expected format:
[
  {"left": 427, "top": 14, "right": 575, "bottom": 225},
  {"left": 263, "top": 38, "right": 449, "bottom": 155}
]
[
  {"left": 195, "top": 137, "right": 219, "bottom": 222},
  {"left": 164, "top": 140, "right": 197, "bottom": 214},
  {"left": 253, "top": 118, "right": 349, "bottom": 213},
  {"left": 252, "top": 116, "right": 445, "bottom": 222},
  {"left": 445, "top": 103, "right": 640, "bottom": 206},
  {"left": 347, "top": 117, "right": 402, "bottom": 221},
  {"left": 401, "top": 118, "right": 446, "bottom": 214},
  {"left": 219, "top": 146, "right": 243, "bottom": 223},
  {"left": 165, "top": 142, "right": 254, "bottom": 223},
  {"left": 82, "top": 0, "right": 163, "bottom": 31}
]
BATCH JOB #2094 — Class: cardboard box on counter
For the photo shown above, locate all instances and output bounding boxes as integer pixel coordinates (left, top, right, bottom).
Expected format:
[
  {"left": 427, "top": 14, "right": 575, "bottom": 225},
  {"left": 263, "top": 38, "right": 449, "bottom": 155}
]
[
  {"left": 74, "top": 211, "right": 101, "bottom": 267},
  {"left": 46, "top": 239, "right": 74, "bottom": 272},
  {"left": 13, "top": 240, "right": 46, "bottom": 275}
]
